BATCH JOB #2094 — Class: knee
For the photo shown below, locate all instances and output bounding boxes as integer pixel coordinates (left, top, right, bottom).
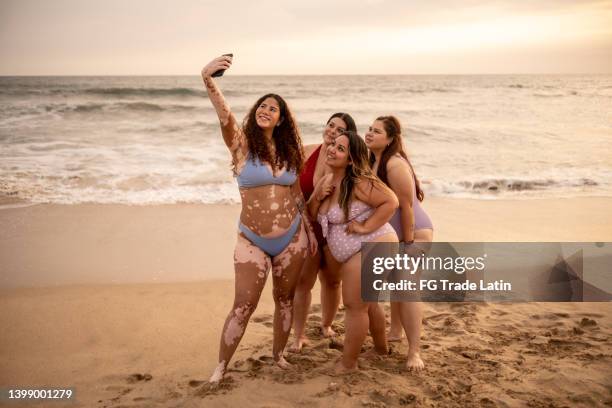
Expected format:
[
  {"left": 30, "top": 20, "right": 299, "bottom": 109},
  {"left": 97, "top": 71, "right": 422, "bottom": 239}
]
[
  {"left": 232, "top": 300, "right": 257, "bottom": 319},
  {"left": 325, "top": 278, "right": 341, "bottom": 290},
  {"left": 319, "top": 272, "right": 341, "bottom": 290},
  {"left": 296, "top": 271, "right": 317, "bottom": 292},
  {"left": 273, "top": 289, "right": 294, "bottom": 306},
  {"left": 343, "top": 300, "right": 368, "bottom": 314}
]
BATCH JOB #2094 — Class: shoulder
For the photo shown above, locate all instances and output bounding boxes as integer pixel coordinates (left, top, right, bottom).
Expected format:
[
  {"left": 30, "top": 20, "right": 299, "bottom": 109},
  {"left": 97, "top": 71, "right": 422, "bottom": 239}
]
[
  {"left": 303, "top": 143, "right": 321, "bottom": 160},
  {"left": 353, "top": 177, "right": 375, "bottom": 195},
  {"left": 386, "top": 154, "right": 408, "bottom": 172}
]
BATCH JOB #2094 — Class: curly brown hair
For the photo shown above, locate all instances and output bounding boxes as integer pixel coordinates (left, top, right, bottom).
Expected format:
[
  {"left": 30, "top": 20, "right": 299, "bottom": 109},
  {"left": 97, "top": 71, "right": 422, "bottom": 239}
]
[{"left": 242, "top": 93, "right": 304, "bottom": 174}]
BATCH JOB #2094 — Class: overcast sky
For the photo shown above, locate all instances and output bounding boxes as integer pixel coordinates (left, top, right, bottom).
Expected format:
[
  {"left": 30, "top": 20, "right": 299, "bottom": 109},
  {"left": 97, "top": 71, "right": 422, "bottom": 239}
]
[{"left": 1, "top": 0, "right": 611, "bottom": 75}]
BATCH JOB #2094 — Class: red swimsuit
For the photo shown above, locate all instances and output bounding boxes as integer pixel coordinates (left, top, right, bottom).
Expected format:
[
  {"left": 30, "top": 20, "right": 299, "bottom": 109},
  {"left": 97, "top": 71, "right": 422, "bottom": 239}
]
[
  {"left": 299, "top": 144, "right": 322, "bottom": 202},
  {"left": 299, "top": 145, "right": 326, "bottom": 247}
]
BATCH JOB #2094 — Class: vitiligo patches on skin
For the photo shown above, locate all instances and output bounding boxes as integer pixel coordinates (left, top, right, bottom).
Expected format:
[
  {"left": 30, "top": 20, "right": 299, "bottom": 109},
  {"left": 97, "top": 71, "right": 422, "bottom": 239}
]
[
  {"left": 279, "top": 299, "right": 292, "bottom": 332},
  {"left": 268, "top": 223, "right": 307, "bottom": 276},
  {"left": 272, "top": 264, "right": 283, "bottom": 278},
  {"left": 209, "top": 360, "right": 226, "bottom": 383},
  {"left": 204, "top": 77, "right": 231, "bottom": 126},
  {"left": 234, "top": 234, "right": 271, "bottom": 272},
  {"left": 224, "top": 304, "right": 251, "bottom": 346}
]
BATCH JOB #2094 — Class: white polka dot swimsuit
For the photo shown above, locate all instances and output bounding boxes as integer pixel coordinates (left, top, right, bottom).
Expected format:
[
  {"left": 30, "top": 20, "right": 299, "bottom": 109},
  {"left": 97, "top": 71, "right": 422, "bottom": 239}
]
[{"left": 318, "top": 200, "right": 396, "bottom": 263}]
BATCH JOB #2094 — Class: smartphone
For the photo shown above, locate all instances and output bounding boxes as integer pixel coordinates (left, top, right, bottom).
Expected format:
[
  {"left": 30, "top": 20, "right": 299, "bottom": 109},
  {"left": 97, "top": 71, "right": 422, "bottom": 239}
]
[{"left": 212, "top": 53, "right": 233, "bottom": 77}]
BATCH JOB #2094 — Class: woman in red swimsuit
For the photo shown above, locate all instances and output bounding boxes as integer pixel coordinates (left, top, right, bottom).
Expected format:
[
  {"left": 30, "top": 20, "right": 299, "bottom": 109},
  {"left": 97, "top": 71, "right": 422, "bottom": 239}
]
[{"left": 290, "top": 113, "right": 357, "bottom": 352}]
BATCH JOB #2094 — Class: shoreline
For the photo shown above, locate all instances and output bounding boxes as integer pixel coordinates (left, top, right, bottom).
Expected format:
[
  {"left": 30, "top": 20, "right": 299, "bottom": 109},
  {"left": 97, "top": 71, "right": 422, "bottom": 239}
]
[{"left": 1, "top": 196, "right": 612, "bottom": 288}]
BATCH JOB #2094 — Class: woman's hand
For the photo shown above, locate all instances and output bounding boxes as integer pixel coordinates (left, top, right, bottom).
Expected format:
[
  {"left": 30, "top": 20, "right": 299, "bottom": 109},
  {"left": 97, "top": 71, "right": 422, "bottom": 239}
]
[
  {"left": 316, "top": 177, "right": 335, "bottom": 202},
  {"left": 303, "top": 216, "right": 318, "bottom": 256},
  {"left": 201, "top": 55, "right": 233, "bottom": 79},
  {"left": 346, "top": 220, "right": 369, "bottom": 235}
]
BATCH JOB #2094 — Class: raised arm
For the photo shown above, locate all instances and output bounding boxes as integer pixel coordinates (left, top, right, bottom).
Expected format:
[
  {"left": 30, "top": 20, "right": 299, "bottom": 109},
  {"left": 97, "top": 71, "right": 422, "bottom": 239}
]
[
  {"left": 386, "top": 157, "right": 415, "bottom": 242},
  {"left": 201, "top": 56, "right": 245, "bottom": 160},
  {"left": 350, "top": 178, "right": 398, "bottom": 234}
]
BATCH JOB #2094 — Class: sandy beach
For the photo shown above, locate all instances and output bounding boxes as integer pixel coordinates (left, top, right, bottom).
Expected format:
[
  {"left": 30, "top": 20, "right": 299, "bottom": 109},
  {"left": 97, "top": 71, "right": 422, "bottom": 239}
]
[{"left": 1, "top": 197, "right": 611, "bottom": 407}]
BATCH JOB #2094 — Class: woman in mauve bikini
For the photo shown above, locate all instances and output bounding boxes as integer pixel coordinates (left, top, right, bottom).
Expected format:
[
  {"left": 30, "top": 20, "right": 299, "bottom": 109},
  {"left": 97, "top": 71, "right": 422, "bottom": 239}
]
[{"left": 365, "top": 115, "right": 433, "bottom": 372}]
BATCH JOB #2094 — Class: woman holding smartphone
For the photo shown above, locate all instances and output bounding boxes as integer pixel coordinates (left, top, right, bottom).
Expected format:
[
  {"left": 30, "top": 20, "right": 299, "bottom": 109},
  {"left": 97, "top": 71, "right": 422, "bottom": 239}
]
[{"left": 201, "top": 55, "right": 317, "bottom": 382}]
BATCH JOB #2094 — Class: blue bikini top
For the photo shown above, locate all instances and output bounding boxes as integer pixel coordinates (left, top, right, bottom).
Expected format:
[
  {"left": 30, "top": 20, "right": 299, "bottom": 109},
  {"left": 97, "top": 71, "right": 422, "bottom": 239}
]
[{"left": 237, "top": 153, "right": 297, "bottom": 188}]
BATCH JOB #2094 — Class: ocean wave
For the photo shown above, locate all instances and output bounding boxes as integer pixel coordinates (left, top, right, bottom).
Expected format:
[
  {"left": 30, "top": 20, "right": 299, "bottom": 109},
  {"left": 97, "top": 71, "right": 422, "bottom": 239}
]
[
  {"left": 0, "top": 179, "right": 241, "bottom": 205},
  {"left": 428, "top": 177, "right": 600, "bottom": 195},
  {"left": 1, "top": 173, "right": 607, "bottom": 205},
  {"left": 532, "top": 93, "right": 567, "bottom": 98},
  {"left": 0, "top": 86, "right": 246, "bottom": 98},
  {"left": 403, "top": 87, "right": 458, "bottom": 94},
  {"left": 82, "top": 87, "right": 204, "bottom": 97},
  {"left": 51, "top": 102, "right": 203, "bottom": 114}
]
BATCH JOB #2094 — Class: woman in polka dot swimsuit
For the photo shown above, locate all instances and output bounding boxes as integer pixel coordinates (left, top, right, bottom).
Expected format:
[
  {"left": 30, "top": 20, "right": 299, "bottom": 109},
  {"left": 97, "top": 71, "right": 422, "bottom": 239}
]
[{"left": 308, "top": 131, "right": 398, "bottom": 373}]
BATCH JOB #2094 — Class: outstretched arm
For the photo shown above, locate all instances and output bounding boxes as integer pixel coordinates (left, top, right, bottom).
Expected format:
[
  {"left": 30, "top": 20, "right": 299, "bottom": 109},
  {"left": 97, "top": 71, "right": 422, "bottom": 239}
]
[{"left": 201, "top": 55, "right": 246, "bottom": 163}]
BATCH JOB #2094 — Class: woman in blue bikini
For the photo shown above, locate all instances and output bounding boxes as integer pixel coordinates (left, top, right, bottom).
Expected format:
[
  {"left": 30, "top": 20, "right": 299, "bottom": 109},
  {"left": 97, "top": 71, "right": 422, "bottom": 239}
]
[{"left": 202, "top": 55, "right": 317, "bottom": 383}]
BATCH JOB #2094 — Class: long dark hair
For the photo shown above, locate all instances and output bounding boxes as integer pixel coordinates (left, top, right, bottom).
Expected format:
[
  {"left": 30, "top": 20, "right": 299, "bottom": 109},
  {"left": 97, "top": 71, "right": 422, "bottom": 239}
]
[
  {"left": 241, "top": 93, "right": 304, "bottom": 174},
  {"left": 338, "top": 131, "right": 392, "bottom": 220},
  {"left": 327, "top": 112, "right": 357, "bottom": 134},
  {"left": 368, "top": 116, "right": 424, "bottom": 202}
]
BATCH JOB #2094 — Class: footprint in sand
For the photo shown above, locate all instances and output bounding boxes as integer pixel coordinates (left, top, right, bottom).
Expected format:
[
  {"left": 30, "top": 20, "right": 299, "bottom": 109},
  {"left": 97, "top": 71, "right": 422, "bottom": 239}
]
[
  {"left": 190, "top": 377, "right": 236, "bottom": 398},
  {"left": 579, "top": 317, "right": 598, "bottom": 327},
  {"left": 126, "top": 373, "right": 153, "bottom": 383},
  {"left": 104, "top": 384, "right": 133, "bottom": 403},
  {"left": 310, "top": 303, "right": 322, "bottom": 313},
  {"left": 98, "top": 373, "right": 155, "bottom": 406},
  {"left": 252, "top": 314, "right": 273, "bottom": 327}
]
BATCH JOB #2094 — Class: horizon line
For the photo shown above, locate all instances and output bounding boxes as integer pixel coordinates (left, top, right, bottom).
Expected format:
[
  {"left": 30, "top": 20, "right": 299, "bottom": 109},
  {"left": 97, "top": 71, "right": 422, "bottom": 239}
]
[{"left": 1, "top": 72, "right": 611, "bottom": 78}]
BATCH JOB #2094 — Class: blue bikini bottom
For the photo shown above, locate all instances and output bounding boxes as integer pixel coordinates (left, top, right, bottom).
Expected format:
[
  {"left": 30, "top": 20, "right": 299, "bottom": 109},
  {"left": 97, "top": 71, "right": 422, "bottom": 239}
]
[{"left": 238, "top": 213, "right": 301, "bottom": 257}]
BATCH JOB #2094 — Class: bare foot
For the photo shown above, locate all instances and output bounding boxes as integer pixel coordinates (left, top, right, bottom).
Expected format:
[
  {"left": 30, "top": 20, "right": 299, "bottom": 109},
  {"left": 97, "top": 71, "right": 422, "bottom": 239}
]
[
  {"left": 275, "top": 355, "right": 293, "bottom": 370},
  {"left": 321, "top": 325, "right": 336, "bottom": 337},
  {"left": 288, "top": 336, "right": 308, "bottom": 353},
  {"left": 209, "top": 361, "right": 226, "bottom": 383},
  {"left": 333, "top": 359, "right": 357, "bottom": 375},
  {"left": 387, "top": 331, "right": 403, "bottom": 342},
  {"left": 405, "top": 353, "right": 424, "bottom": 372}
]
